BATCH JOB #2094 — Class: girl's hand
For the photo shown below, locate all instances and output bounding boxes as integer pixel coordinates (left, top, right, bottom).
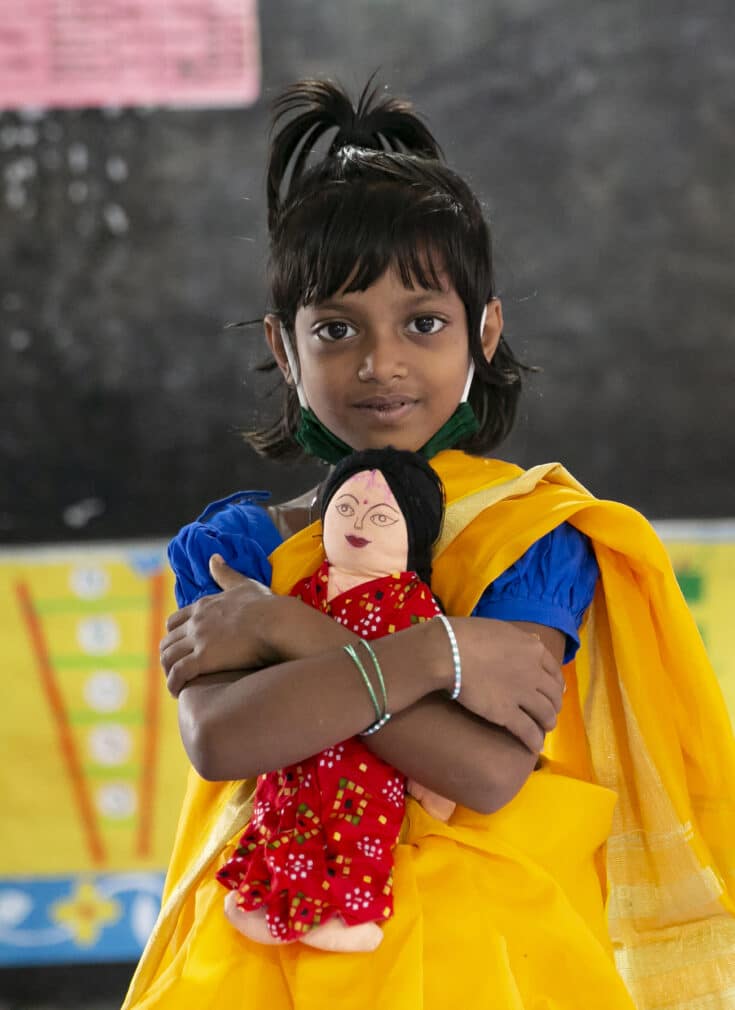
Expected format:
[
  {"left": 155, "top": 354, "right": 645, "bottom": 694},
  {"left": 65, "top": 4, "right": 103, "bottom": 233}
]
[
  {"left": 208, "top": 553, "right": 258, "bottom": 592},
  {"left": 449, "top": 617, "right": 565, "bottom": 753},
  {"left": 160, "top": 568, "right": 277, "bottom": 697}
]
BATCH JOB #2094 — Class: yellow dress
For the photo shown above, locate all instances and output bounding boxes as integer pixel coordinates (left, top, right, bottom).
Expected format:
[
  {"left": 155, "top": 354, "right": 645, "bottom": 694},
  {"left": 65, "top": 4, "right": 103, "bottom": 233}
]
[{"left": 123, "top": 452, "right": 735, "bottom": 1010}]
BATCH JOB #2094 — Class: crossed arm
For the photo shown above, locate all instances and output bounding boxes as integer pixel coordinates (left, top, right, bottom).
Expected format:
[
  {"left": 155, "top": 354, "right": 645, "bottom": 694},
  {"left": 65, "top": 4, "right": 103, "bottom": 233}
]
[{"left": 161, "top": 565, "right": 566, "bottom": 815}]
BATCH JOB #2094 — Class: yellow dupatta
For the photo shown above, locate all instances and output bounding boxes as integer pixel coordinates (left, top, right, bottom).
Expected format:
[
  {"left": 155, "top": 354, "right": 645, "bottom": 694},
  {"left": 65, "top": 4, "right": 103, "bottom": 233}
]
[
  {"left": 123, "top": 451, "right": 735, "bottom": 1010},
  {"left": 427, "top": 453, "right": 735, "bottom": 1008}
]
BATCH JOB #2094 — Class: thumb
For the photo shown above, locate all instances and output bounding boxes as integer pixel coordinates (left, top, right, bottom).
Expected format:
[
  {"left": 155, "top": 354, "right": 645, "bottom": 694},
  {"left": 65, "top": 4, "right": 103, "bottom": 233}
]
[{"left": 208, "top": 553, "right": 248, "bottom": 590}]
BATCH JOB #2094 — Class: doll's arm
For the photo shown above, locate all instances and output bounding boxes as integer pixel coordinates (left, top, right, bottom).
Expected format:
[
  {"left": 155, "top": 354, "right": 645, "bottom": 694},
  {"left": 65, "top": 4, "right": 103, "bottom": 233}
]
[{"left": 406, "top": 780, "right": 456, "bottom": 821}]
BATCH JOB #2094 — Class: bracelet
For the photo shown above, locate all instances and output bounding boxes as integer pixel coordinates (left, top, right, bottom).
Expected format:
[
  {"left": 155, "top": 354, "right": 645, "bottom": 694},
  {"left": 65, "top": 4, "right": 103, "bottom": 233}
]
[
  {"left": 343, "top": 644, "right": 381, "bottom": 722},
  {"left": 343, "top": 640, "right": 392, "bottom": 736},
  {"left": 357, "top": 640, "right": 391, "bottom": 736},
  {"left": 360, "top": 711, "right": 392, "bottom": 736},
  {"left": 358, "top": 640, "right": 388, "bottom": 714},
  {"left": 434, "top": 614, "right": 462, "bottom": 700}
]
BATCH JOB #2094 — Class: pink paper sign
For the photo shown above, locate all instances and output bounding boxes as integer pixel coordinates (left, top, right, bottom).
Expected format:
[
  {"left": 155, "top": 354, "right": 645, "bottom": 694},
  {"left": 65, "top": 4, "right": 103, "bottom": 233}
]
[{"left": 0, "top": 0, "right": 260, "bottom": 110}]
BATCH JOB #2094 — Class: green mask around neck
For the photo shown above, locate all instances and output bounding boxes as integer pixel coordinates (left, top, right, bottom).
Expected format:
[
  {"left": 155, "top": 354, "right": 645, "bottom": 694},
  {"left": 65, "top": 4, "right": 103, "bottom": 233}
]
[{"left": 294, "top": 400, "right": 479, "bottom": 465}]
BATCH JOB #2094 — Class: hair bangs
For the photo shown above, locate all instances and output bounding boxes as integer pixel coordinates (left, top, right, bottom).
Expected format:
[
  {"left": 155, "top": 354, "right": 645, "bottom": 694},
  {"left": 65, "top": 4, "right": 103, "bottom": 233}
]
[{"left": 270, "top": 178, "right": 475, "bottom": 323}]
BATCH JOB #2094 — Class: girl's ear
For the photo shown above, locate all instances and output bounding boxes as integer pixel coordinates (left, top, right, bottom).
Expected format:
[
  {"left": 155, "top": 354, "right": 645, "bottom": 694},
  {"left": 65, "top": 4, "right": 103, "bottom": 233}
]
[
  {"left": 480, "top": 298, "right": 504, "bottom": 363},
  {"left": 264, "top": 314, "right": 293, "bottom": 382}
]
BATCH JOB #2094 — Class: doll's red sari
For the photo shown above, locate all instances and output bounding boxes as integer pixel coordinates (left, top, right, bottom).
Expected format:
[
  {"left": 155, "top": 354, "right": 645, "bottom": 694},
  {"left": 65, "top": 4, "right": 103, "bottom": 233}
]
[{"left": 215, "top": 565, "right": 440, "bottom": 939}]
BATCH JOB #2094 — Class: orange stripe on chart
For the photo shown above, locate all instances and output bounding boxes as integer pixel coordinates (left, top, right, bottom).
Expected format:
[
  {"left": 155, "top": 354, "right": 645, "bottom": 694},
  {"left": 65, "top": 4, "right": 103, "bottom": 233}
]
[
  {"left": 15, "top": 581, "right": 106, "bottom": 865},
  {"left": 136, "top": 571, "right": 165, "bottom": 858}
]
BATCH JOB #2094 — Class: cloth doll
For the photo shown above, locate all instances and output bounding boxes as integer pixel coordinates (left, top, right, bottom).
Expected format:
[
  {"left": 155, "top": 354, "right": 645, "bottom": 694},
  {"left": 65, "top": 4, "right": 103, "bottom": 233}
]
[{"left": 216, "top": 447, "right": 455, "bottom": 952}]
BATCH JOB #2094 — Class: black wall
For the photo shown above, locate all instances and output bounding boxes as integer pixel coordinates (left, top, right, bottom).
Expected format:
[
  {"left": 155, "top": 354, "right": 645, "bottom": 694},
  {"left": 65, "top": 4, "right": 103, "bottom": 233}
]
[{"left": 2, "top": 0, "right": 734, "bottom": 547}]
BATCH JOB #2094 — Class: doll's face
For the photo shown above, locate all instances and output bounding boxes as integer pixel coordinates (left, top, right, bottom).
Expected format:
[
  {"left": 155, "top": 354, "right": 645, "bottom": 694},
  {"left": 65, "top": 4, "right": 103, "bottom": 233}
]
[{"left": 322, "top": 469, "right": 409, "bottom": 579}]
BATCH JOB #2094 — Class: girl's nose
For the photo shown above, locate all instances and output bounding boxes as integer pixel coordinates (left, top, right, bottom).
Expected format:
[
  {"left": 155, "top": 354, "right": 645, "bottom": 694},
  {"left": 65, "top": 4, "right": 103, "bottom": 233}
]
[{"left": 357, "top": 333, "right": 408, "bottom": 384}]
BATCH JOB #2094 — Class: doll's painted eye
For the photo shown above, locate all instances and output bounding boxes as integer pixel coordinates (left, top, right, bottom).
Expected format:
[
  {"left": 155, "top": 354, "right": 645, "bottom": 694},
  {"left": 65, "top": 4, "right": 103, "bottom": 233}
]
[
  {"left": 370, "top": 511, "right": 398, "bottom": 527},
  {"left": 335, "top": 502, "right": 355, "bottom": 517}
]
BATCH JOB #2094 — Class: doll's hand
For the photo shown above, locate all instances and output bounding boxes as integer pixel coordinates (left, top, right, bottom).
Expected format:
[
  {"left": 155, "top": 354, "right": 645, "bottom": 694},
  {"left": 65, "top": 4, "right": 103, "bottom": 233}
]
[
  {"left": 160, "top": 575, "right": 278, "bottom": 697},
  {"left": 449, "top": 617, "right": 565, "bottom": 753},
  {"left": 407, "top": 780, "right": 456, "bottom": 821}
]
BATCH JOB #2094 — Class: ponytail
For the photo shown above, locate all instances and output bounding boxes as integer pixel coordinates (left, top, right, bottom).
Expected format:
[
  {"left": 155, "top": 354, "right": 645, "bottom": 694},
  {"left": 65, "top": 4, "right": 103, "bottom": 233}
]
[{"left": 267, "top": 77, "right": 442, "bottom": 232}]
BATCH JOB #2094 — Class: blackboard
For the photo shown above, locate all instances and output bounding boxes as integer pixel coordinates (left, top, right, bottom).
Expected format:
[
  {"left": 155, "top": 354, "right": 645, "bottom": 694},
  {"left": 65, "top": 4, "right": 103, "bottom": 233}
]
[{"left": 1, "top": 0, "right": 733, "bottom": 547}]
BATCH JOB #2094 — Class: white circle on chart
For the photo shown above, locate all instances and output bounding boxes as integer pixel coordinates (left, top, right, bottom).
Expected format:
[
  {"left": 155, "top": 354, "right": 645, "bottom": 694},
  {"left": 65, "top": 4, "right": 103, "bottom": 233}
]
[
  {"left": 77, "top": 616, "right": 120, "bottom": 655},
  {"left": 96, "top": 782, "right": 137, "bottom": 819},
  {"left": 0, "top": 889, "right": 32, "bottom": 926},
  {"left": 69, "top": 566, "right": 110, "bottom": 599},
  {"left": 84, "top": 671, "right": 128, "bottom": 712},
  {"left": 88, "top": 724, "right": 132, "bottom": 766}
]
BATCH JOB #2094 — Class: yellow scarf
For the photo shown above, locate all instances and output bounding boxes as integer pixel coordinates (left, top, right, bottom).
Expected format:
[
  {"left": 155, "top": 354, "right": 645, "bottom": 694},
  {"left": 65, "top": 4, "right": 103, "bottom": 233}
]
[{"left": 124, "top": 451, "right": 735, "bottom": 1010}]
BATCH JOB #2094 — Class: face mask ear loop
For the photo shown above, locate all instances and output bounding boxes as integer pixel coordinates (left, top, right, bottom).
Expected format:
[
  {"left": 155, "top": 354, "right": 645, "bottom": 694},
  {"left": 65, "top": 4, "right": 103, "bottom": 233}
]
[
  {"left": 460, "top": 305, "right": 488, "bottom": 403},
  {"left": 279, "top": 325, "right": 309, "bottom": 410}
]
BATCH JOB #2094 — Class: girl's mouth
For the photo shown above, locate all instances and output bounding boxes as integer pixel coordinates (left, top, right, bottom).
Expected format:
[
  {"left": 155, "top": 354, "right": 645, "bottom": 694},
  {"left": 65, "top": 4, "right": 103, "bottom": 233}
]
[
  {"left": 346, "top": 535, "right": 370, "bottom": 548},
  {"left": 354, "top": 396, "right": 417, "bottom": 423}
]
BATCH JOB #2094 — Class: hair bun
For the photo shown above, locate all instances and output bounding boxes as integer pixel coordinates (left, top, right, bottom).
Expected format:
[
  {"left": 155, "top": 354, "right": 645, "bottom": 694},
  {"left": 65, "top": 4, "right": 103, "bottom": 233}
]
[
  {"left": 267, "top": 77, "right": 442, "bottom": 227},
  {"left": 328, "top": 78, "right": 440, "bottom": 158}
]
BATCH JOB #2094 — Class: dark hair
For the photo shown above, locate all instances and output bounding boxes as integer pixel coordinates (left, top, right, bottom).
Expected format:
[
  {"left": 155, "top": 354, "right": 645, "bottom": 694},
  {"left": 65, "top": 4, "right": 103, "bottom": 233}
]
[
  {"left": 247, "top": 78, "right": 527, "bottom": 460},
  {"left": 319, "top": 447, "right": 444, "bottom": 586}
]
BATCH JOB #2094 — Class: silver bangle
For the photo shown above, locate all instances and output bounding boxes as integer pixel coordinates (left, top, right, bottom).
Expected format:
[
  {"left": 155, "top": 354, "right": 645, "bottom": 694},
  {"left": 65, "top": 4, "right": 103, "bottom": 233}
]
[
  {"left": 434, "top": 614, "right": 462, "bottom": 700},
  {"left": 359, "top": 712, "right": 392, "bottom": 736}
]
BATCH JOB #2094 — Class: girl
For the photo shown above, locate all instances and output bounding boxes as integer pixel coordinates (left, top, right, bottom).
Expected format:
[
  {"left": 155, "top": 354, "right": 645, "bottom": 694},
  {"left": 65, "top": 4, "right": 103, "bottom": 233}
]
[{"left": 125, "top": 80, "right": 735, "bottom": 1010}]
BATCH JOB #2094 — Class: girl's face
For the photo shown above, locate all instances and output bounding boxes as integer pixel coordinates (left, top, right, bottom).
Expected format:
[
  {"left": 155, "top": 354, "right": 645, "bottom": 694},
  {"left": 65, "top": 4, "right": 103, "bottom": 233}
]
[
  {"left": 322, "top": 469, "right": 409, "bottom": 578},
  {"left": 267, "top": 267, "right": 502, "bottom": 453}
]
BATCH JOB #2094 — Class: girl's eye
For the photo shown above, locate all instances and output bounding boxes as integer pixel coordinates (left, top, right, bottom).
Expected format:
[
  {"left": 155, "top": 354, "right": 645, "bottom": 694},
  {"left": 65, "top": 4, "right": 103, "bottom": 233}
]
[
  {"left": 370, "top": 512, "right": 398, "bottom": 527},
  {"left": 407, "top": 315, "right": 445, "bottom": 335},
  {"left": 314, "top": 320, "right": 357, "bottom": 342},
  {"left": 336, "top": 502, "right": 355, "bottom": 517}
]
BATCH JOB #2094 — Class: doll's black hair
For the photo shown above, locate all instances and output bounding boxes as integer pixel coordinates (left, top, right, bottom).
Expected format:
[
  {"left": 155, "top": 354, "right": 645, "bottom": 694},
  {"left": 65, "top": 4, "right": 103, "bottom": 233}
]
[
  {"left": 319, "top": 447, "right": 445, "bottom": 588},
  {"left": 247, "top": 78, "right": 528, "bottom": 461}
]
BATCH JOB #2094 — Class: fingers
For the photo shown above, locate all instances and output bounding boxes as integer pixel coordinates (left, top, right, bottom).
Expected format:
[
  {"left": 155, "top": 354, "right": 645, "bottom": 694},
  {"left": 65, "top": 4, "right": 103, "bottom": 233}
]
[
  {"left": 166, "top": 605, "right": 191, "bottom": 633},
  {"left": 160, "top": 638, "right": 193, "bottom": 676},
  {"left": 160, "top": 624, "right": 188, "bottom": 654},
  {"left": 521, "top": 627, "right": 565, "bottom": 693},
  {"left": 166, "top": 655, "right": 199, "bottom": 697},
  {"left": 504, "top": 709, "right": 545, "bottom": 753},
  {"left": 525, "top": 692, "right": 559, "bottom": 733},
  {"left": 538, "top": 645, "right": 565, "bottom": 692},
  {"left": 525, "top": 638, "right": 565, "bottom": 694},
  {"left": 520, "top": 634, "right": 565, "bottom": 716},
  {"left": 209, "top": 553, "right": 249, "bottom": 591},
  {"left": 535, "top": 671, "right": 564, "bottom": 714}
]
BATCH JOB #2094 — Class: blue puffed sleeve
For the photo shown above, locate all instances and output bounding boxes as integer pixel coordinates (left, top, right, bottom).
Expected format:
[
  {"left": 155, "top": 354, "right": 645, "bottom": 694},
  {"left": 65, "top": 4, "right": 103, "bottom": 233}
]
[
  {"left": 167, "top": 490, "right": 283, "bottom": 608},
  {"left": 471, "top": 523, "right": 599, "bottom": 664}
]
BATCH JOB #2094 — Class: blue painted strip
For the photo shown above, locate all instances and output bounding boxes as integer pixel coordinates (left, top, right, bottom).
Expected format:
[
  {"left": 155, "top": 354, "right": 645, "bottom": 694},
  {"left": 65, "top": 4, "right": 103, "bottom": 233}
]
[{"left": 0, "top": 872, "right": 165, "bottom": 966}]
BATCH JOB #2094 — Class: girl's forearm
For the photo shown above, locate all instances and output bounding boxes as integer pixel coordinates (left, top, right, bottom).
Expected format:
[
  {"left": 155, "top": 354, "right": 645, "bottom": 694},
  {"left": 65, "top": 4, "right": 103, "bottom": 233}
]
[
  {"left": 177, "top": 618, "right": 452, "bottom": 781},
  {"left": 364, "top": 695, "right": 538, "bottom": 814},
  {"left": 262, "top": 599, "right": 548, "bottom": 811},
  {"left": 177, "top": 604, "right": 543, "bottom": 812},
  {"left": 180, "top": 673, "right": 537, "bottom": 812}
]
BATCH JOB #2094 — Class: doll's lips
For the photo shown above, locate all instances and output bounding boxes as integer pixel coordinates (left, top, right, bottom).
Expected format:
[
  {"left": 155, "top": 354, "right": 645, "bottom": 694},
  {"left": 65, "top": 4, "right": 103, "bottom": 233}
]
[
  {"left": 346, "top": 535, "right": 370, "bottom": 548},
  {"left": 353, "top": 395, "right": 418, "bottom": 423}
]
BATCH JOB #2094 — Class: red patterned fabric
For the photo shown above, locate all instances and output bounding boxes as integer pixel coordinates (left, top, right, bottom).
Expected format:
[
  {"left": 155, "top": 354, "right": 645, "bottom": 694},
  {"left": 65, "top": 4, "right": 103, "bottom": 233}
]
[{"left": 216, "top": 563, "right": 441, "bottom": 941}]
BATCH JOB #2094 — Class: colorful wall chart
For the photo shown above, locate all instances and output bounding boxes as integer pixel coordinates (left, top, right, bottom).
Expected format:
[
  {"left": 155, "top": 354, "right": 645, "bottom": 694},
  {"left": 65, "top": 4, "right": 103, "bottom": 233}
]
[
  {"left": 655, "top": 521, "right": 735, "bottom": 719},
  {"left": 0, "top": 525, "right": 733, "bottom": 965},
  {"left": 0, "top": 0, "right": 260, "bottom": 110},
  {"left": 0, "top": 542, "right": 185, "bottom": 965}
]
